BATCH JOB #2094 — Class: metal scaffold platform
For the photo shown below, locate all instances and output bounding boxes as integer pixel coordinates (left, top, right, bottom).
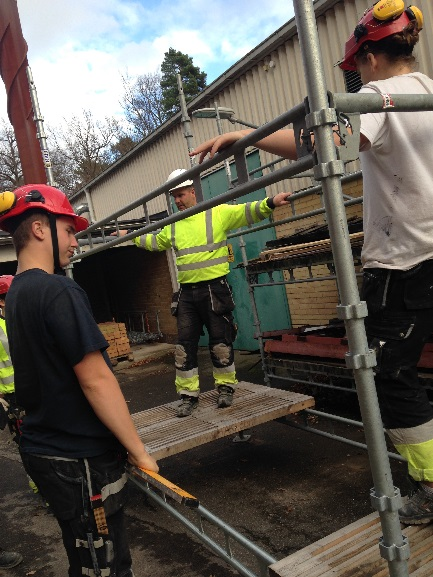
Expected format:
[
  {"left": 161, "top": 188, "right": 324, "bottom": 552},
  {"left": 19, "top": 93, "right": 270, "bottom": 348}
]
[
  {"left": 269, "top": 512, "right": 433, "bottom": 577},
  {"left": 131, "top": 381, "right": 314, "bottom": 460}
]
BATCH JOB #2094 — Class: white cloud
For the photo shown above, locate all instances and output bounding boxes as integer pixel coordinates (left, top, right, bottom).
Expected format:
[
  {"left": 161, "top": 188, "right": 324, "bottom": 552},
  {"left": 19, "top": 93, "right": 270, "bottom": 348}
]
[{"left": 0, "top": 0, "right": 294, "bottom": 126}]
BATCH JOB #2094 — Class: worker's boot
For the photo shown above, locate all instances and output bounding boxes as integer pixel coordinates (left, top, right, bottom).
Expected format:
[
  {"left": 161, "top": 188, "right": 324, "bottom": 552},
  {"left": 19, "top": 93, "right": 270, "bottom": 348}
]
[
  {"left": 399, "top": 484, "right": 433, "bottom": 524},
  {"left": 176, "top": 395, "right": 198, "bottom": 418},
  {"left": 217, "top": 385, "right": 234, "bottom": 408},
  {"left": 0, "top": 548, "right": 23, "bottom": 569}
]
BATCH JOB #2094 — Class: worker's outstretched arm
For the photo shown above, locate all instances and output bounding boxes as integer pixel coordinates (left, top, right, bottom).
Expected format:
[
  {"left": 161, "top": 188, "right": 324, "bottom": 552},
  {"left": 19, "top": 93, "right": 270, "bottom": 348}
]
[
  {"left": 74, "top": 350, "right": 159, "bottom": 472},
  {"left": 189, "top": 128, "right": 299, "bottom": 163},
  {"left": 190, "top": 127, "right": 368, "bottom": 164},
  {"left": 111, "top": 228, "right": 171, "bottom": 251}
]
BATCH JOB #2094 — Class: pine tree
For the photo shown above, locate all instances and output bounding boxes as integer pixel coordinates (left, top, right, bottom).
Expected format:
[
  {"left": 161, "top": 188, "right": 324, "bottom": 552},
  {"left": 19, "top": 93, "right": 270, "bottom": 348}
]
[{"left": 160, "top": 48, "right": 207, "bottom": 117}]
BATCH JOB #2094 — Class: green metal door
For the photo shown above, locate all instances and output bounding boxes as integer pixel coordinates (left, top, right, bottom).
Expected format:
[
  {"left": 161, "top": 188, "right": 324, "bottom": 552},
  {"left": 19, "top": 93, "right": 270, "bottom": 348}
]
[{"left": 200, "top": 151, "right": 292, "bottom": 351}]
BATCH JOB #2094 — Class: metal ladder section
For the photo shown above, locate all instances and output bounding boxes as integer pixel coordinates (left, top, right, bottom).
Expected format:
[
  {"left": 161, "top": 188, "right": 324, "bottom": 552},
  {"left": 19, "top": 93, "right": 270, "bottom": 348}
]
[
  {"left": 71, "top": 1, "right": 433, "bottom": 575},
  {"left": 128, "top": 469, "right": 277, "bottom": 577}
]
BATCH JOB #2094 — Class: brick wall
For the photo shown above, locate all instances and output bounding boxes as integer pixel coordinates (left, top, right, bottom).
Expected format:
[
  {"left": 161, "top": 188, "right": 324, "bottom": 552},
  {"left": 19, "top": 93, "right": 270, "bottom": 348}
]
[
  {"left": 272, "top": 177, "right": 363, "bottom": 327},
  {"left": 74, "top": 245, "right": 178, "bottom": 341}
]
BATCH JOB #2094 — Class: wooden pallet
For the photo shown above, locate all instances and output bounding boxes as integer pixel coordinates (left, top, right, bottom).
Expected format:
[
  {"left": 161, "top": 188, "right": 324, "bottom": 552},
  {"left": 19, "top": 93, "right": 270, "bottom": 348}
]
[
  {"left": 131, "top": 381, "right": 314, "bottom": 460},
  {"left": 269, "top": 512, "right": 433, "bottom": 577},
  {"left": 110, "top": 352, "right": 134, "bottom": 366}
]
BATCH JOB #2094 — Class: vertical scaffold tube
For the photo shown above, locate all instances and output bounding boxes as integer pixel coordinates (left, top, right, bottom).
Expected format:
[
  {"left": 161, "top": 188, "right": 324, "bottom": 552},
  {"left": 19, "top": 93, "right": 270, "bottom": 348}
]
[{"left": 292, "top": 1, "right": 409, "bottom": 576}]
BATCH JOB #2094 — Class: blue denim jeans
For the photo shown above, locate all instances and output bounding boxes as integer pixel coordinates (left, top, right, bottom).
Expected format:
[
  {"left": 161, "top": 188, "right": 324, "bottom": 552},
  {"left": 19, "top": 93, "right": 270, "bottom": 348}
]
[{"left": 20, "top": 451, "right": 132, "bottom": 577}]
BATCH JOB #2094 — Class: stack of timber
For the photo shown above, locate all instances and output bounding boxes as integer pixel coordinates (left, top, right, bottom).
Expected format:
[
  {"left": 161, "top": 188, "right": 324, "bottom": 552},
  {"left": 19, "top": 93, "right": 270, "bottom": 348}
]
[
  {"left": 245, "top": 217, "right": 363, "bottom": 275},
  {"left": 258, "top": 231, "right": 363, "bottom": 263},
  {"left": 98, "top": 322, "right": 134, "bottom": 365},
  {"left": 265, "top": 216, "right": 363, "bottom": 250}
]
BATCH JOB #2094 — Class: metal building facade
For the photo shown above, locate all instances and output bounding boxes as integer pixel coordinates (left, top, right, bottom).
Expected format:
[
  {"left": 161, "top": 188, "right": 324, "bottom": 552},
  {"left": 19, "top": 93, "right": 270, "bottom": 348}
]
[{"left": 72, "top": 0, "right": 433, "bottom": 221}]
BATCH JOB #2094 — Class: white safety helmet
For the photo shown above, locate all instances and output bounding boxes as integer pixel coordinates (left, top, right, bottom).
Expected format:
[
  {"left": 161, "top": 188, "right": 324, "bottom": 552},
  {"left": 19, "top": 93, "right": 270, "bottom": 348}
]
[{"left": 166, "top": 168, "right": 193, "bottom": 192}]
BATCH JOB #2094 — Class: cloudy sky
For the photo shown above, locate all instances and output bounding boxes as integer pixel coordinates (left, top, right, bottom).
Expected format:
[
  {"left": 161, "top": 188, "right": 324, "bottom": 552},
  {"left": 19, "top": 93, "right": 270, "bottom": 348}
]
[{"left": 0, "top": 0, "right": 295, "bottom": 127}]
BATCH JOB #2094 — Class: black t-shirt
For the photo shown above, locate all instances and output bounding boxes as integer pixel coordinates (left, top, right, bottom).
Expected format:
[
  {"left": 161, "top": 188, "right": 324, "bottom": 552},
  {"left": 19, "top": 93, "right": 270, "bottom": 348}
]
[{"left": 6, "top": 268, "right": 121, "bottom": 458}]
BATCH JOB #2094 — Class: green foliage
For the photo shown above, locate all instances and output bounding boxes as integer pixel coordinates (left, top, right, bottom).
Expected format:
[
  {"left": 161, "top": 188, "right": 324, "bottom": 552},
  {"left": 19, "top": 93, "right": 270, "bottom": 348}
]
[
  {"left": 160, "top": 48, "right": 207, "bottom": 117},
  {"left": 110, "top": 135, "right": 137, "bottom": 159}
]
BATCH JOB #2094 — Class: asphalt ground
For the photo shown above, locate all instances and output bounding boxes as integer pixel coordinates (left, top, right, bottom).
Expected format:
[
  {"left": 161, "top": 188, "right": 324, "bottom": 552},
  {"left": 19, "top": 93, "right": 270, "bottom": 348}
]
[{"left": 0, "top": 345, "right": 410, "bottom": 577}]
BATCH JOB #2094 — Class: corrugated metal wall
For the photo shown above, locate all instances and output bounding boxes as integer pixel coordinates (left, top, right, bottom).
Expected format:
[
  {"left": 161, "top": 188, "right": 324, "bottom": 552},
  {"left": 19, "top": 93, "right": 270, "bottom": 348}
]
[{"left": 79, "top": 0, "right": 433, "bottom": 221}]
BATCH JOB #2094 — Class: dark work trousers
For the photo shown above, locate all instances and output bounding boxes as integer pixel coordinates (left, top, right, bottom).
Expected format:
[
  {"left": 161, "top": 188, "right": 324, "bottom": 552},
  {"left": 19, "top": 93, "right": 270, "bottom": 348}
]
[
  {"left": 20, "top": 450, "right": 132, "bottom": 577},
  {"left": 362, "top": 260, "right": 433, "bottom": 430},
  {"left": 175, "top": 277, "right": 236, "bottom": 393}
]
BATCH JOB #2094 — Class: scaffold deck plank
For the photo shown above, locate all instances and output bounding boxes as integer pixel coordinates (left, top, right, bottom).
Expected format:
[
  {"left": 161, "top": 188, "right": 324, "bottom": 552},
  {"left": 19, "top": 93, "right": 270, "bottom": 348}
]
[
  {"left": 269, "top": 512, "right": 433, "bottom": 577},
  {"left": 131, "top": 381, "right": 314, "bottom": 460}
]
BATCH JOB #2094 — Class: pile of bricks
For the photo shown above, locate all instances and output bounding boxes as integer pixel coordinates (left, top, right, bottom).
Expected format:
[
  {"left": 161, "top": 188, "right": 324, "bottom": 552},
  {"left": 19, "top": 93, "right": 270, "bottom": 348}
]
[{"left": 98, "top": 322, "right": 133, "bottom": 364}]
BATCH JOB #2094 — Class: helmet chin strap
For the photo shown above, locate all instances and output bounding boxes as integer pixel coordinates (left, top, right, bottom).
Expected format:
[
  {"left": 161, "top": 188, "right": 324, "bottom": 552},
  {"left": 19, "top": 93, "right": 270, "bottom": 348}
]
[{"left": 47, "top": 214, "right": 65, "bottom": 276}]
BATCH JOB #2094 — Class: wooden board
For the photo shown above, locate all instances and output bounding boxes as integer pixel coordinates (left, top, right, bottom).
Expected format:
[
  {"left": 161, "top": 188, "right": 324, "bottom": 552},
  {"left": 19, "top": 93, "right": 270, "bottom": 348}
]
[
  {"left": 257, "top": 232, "right": 364, "bottom": 262},
  {"left": 131, "top": 381, "right": 314, "bottom": 460},
  {"left": 269, "top": 512, "right": 433, "bottom": 577}
]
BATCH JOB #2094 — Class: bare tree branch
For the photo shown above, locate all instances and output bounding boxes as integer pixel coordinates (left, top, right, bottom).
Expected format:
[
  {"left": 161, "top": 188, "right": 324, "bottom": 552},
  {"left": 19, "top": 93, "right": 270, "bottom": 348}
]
[
  {"left": 47, "top": 110, "right": 124, "bottom": 194},
  {"left": 0, "top": 118, "right": 23, "bottom": 189},
  {"left": 120, "top": 70, "right": 167, "bottom": 138}
]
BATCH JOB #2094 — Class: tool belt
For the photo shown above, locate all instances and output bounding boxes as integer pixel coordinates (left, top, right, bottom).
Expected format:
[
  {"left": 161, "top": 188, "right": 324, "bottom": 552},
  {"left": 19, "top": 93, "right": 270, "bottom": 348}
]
[{"left": 22, "top": 451, "right": 128, "bottom": 577}]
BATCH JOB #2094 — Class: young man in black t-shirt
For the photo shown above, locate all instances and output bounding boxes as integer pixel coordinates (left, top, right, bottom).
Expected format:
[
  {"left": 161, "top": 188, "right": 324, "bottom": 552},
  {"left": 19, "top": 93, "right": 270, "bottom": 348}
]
[{"left": 0, "top": 184, "right": 158, "bottom": 577}]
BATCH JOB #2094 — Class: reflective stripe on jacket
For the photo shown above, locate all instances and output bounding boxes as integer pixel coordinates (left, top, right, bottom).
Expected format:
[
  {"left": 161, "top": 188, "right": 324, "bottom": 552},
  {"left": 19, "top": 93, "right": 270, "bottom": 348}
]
[
  {"left": 0, "top": 317, "right": 14, "bottom": 394},
  {"left": 133, "top": 199, "right": 273, "bottom": 283}
]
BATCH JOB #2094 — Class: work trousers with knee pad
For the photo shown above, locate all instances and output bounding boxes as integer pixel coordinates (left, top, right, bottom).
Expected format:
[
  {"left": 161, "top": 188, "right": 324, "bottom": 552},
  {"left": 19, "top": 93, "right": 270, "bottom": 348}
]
[
  {"left": 20, "top": 450, "right": 132, "bottom": 577},
  {"left": 174, "top": 277, "right": 238, "bottom": 396},
  {"left": 362, "top": 260, "right": 433, "bottom": 481}
]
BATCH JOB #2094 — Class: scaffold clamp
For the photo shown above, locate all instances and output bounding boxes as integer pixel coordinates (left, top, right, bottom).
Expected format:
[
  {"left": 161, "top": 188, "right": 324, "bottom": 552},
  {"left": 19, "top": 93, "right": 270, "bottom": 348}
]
[
  {"left": 345, "top": 349, "right": 376, "bottom": 370},
  {"left": 378, "top": 535, "right": 410, "bottom": 562},
  {"left": 313, "top": 159, "right": 345, "bottom": 180},
  {"left": 305, "top": 107, "right": 337, "bottom": 130},
  {"left": 370, "top": 486, "right": 403, "bottom": 512},
  {"left": 336, "top": 301, "right": 368, "bottom": 320}
]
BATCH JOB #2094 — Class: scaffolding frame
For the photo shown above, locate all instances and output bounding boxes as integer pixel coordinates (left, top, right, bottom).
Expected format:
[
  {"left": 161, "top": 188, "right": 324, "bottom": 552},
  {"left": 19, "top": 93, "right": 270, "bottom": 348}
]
[
  {"left": 69, "top": 1, "right": 433, "bottom": 574},
  {"left": 128, "top": 472, "right": 277, "bottom": 577}
]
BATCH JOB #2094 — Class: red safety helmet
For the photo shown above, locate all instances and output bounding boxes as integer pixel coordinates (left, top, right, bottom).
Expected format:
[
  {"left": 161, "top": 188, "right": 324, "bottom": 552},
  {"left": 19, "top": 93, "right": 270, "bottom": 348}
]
[
  {"left": 0, "top": 184, "right": 88, "bottom": 234},
  {"left": 0, "top": 275, "right": 14, "bottom": 295},
  {"left": 338, "top": 1, "right": 423, "bottom": 71}
]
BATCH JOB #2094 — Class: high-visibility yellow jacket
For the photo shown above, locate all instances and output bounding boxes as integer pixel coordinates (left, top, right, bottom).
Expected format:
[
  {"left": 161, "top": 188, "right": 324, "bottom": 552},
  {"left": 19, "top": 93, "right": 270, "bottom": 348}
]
[
  {"left": 133, "top": 199, "right": 273, "bottom": 284},
  {"left": 0, "top": 317, "right": 14, "bottom": 394}
]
